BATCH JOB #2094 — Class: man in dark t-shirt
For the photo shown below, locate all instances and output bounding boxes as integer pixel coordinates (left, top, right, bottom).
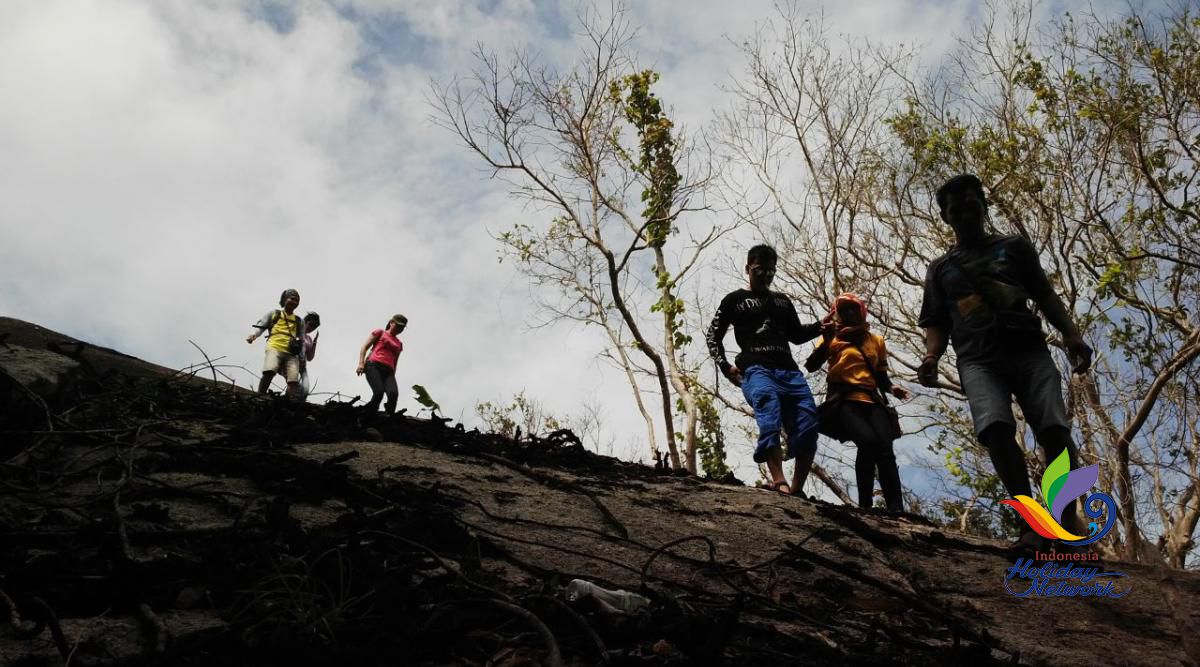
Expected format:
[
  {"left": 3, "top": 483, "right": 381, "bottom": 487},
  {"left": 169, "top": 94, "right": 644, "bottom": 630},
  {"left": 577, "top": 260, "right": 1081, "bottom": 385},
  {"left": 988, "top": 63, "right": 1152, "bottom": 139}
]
[
  {"left": 706, "top": 245, "right": 823, "bottom": 495},
  {"left": 917, "top": 174, "right": 1093, "bottom": 553}
]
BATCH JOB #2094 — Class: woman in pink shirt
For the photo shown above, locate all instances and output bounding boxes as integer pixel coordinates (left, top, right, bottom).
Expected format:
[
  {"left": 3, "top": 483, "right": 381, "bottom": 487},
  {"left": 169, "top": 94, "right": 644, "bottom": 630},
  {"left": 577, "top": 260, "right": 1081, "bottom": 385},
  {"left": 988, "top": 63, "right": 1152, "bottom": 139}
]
[{"left": 356, "top": 314, "right": 406, "bottom": 414}]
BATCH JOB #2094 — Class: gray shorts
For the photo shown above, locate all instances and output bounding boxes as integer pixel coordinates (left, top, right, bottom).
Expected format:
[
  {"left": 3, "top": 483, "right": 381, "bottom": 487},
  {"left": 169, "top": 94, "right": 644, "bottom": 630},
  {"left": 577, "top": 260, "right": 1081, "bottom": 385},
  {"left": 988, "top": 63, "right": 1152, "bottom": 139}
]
[
  {"left": 957, "top": 350, "right": 1069, "bottom": 437},
  {"left": 263, "top": 347, "right": 300, "bottom": 383}
]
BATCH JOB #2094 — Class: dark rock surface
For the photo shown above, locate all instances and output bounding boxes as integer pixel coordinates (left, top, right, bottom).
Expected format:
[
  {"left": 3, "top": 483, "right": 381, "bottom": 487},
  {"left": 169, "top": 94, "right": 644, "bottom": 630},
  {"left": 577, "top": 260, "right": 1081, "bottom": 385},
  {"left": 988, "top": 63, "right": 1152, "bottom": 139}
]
[{"left": 1, "top": 317, "right": 1197, "bottom": 666}]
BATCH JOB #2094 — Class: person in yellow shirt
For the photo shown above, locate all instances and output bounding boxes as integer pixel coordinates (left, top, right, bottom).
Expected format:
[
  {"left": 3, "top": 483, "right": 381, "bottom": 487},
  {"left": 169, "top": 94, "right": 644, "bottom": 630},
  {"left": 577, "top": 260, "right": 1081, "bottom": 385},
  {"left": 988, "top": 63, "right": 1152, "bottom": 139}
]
[
  {"left": 246, "top": 289, "right": 306, "bottom": 399},
  {"left": 805, "top": 293, "right": 910, "bottom": 511}
]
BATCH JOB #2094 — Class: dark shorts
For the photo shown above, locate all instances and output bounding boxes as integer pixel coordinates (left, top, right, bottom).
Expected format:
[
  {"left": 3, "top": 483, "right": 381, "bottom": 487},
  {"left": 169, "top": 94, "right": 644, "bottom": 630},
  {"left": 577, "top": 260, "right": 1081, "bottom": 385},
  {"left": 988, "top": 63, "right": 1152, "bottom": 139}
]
[
  {"left": 957, "top": 350, "right": 1070, "bottom": 437},
  {"left": 740, "top": 366, "right": 819, "bottom": 463}
]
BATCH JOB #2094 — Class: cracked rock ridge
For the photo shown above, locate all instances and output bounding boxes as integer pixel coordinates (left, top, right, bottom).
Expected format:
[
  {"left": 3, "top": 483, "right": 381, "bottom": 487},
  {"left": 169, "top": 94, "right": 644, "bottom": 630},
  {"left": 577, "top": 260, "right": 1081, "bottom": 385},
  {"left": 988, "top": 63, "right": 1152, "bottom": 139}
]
[{"left": 1, "top": 316, "right": 1198, "bottom": 666}]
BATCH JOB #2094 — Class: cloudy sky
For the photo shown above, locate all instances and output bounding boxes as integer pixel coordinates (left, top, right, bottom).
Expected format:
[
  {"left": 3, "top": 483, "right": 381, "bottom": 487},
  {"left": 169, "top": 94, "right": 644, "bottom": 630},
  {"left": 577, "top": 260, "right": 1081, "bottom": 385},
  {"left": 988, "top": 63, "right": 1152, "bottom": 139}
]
[{"left": 0, "top": 0, "right": 1115, "bottom": 487}]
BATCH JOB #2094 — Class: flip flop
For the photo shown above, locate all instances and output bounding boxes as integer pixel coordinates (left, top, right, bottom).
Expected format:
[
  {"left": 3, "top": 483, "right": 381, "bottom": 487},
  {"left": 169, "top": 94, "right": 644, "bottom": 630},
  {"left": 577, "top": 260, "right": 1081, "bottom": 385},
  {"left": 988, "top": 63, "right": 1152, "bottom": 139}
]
[{"left": 767, "top": 481, "right": 791, "bottom": 495}]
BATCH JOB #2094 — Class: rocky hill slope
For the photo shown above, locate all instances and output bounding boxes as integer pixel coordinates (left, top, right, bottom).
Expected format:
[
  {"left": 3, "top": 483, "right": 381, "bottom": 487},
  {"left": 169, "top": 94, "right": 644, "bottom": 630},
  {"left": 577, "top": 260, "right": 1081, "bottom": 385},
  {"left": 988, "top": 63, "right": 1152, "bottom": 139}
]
[{"left": 1, "top": 317, "right": 1197, "bottom": 666}]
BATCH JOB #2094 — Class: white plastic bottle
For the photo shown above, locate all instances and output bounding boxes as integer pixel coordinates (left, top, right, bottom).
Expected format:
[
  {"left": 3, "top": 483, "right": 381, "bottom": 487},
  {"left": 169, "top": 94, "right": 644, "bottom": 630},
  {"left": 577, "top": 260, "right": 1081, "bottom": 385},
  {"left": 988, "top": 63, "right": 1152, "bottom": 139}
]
[{"left": 564, "top": 579, "right": 650, "bottom": 614}]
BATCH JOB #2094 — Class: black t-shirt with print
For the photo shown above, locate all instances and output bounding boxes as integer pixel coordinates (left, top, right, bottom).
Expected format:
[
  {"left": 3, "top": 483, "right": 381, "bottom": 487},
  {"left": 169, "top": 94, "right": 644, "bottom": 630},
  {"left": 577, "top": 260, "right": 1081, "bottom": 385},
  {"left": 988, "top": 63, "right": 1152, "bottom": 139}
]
[
  {"left": 919, "top": 234, "right": 1054, "bottom": 363},
  {"left": 706, "top": 288, "right": 821, "bottom": 373}
]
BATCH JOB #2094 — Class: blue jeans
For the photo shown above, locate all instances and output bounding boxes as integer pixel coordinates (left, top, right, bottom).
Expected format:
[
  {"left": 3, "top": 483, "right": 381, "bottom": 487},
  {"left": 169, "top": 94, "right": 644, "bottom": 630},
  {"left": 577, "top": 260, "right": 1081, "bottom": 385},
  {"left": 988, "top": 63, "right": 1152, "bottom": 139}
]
[{"left": 740, "top": 366, "right": 819, "bottom": 463}]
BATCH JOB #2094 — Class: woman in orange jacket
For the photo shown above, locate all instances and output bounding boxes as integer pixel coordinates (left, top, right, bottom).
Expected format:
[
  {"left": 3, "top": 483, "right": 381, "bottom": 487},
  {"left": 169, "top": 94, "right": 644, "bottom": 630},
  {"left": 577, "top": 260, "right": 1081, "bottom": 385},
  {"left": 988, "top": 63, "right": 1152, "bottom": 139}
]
[{"left": 806, "top": 294, "right": 910, "bottom": 511}]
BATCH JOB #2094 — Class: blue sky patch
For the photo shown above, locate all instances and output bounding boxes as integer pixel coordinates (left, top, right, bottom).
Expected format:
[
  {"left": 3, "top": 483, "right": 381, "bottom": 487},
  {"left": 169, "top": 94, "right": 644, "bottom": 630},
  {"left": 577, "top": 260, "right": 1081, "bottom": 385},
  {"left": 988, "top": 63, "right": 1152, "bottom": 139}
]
[{"left": 250, "top": 0, "right": 297, "bottom": 35}]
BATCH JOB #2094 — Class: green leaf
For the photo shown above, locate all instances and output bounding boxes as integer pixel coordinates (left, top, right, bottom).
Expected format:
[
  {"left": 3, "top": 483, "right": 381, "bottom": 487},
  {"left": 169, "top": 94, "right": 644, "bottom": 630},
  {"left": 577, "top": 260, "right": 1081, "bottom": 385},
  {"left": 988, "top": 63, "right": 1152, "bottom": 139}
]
[{"left": 411, "top": 384, "right": 441, "bottom": 415}]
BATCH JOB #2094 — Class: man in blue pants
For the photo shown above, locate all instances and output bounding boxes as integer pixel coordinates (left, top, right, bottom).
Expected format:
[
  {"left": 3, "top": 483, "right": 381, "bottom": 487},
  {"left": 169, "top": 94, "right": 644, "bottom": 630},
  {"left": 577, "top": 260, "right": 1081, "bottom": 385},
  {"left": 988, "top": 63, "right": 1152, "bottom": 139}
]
[{"left": 706, "top": 245, "right": 824, "bottom": 495}]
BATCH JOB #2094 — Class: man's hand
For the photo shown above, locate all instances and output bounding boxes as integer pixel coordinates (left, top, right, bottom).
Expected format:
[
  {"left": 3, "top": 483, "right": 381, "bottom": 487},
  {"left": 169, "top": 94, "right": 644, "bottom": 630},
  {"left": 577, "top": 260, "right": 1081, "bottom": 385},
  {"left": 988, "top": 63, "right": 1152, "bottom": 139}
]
[
  {"left": 724, "top": 365, "right": 743, "bottom": 387},
  {"left": 1064, "top": 334, "right": 1093, "bottom": 374},
  {"left": 245, "top": 334, "right": 256, "bottom": 344},
  {"left": 820, "top": 315, "right": 836, "bottom": 340},
  {"left": 356, "top": 363, "right": 365, "bottom": 376},
  {"left": 891, "top": 386, "right": 912, "bottom": 400},
  {"left": 917, "top": 354, "right": 940, "bottom": 387}
]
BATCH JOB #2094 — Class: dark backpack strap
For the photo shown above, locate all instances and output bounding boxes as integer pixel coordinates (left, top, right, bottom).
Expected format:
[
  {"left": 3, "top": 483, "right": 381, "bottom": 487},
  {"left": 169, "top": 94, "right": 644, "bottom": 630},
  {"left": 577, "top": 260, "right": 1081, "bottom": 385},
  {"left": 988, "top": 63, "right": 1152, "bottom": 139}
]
[
  {"left": 945, "top": 248, "right": 1031, "bottom": 311},
  {"left": 253, "top": 309, "right": 281, "bottom": 332},
  {"left": 284, "top": 312, "right": 303, "bottom": 348}
]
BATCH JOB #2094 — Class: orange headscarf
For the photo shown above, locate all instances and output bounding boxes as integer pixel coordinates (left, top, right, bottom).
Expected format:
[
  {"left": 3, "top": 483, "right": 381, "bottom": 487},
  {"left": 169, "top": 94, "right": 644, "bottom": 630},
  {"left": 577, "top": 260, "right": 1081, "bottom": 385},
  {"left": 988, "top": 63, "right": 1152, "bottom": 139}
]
[
  {"left": 830, "top": 292, "right": 868, "bottom": 321},
  {"left": 829, "top": 292, "right": 869, "bottom": 341}
]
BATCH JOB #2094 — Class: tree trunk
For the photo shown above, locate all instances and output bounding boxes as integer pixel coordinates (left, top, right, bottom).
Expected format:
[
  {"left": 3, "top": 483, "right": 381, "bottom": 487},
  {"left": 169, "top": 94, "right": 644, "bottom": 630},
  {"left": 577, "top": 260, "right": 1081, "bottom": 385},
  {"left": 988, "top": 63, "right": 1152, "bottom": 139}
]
[
  {"left": 602, "top": 322, "right": 660, "bottom": 462},
  {"left": 811, "top": 464, "right": 854, "bottom": 505},
  {"left": 603, "top": 249, "right": 681, "bottom": 469},
  {"left": 656, "top": 248, "right": 700, "bottom": 473},
  {"left": 1111, "top": 332, "right": 1200, "bottom": 562}
]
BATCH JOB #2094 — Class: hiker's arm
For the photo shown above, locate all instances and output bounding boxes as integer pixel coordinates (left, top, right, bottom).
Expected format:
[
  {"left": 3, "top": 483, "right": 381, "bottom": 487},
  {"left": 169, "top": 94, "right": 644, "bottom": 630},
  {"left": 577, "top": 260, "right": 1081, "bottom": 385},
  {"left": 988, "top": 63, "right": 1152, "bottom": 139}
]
[
  {"left": 917, "top": 326, "right": 949, "bottom": 387},
  {"left": 878, "top": 338, "right": 910, "bottom": 399},
  {"left": 804, "top": 320, "right": 836, "bottom": 372},
  {"left": 1034, "top": 289, "right": 1083, "bottom": 341},
  {"left": 917, "top": 260, "right": 952, "bottom": 386},
  {"left": 804, "top": 338, "right": 830, "bottom": 373},
  {"left": 921, "top": 326, "right": 949, "bottom": 360},
  {"left": 705, "top": 297, "right": 736, "bottom": 382},
  {"left": 305, "top": 335, "right": 317, "bottom": 362},
  {"left": 246, "top": 311, "right": 273, "bottom": 344},
  {"left": 1018, "top": 240, "right": 1092, "bottom": 373},
  {"left": 875, "top": 338, "right": 894, "bottom": 392},
  {"left": 881, "top": 366, "right": 911, "bottom": 400},
  {"left": 785, "top": 301, "right": 821, "bottom": 345},
  {"left": 1036, "top": 294, "right": 1092, "bottom": 373},
  {"left": 356, "top": 333, "right": 379, "bottom": 375},
  {"left": 791, "top": 320, "right": 823, "bottom": 345}
]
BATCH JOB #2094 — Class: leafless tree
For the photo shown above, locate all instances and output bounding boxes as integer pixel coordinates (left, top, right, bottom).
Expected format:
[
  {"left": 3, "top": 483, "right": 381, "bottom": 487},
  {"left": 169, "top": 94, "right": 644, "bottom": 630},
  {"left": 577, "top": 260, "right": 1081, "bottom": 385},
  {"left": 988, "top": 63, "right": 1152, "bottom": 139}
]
[
  {"left": 432, "top": 4, "right": 729, "bottom": 472},
  {"left": 720, "top": 0, "right": 1200, "bottom": 567},
  {"left": 713, "top": 7, "right": 923, "bottom": 502}
]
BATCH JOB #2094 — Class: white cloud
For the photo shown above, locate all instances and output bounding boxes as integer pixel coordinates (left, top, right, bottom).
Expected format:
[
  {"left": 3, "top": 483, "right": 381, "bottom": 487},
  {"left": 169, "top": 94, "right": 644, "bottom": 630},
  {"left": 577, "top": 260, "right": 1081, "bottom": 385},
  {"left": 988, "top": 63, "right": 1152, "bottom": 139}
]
[{"left": 0, "top": 0, "right": 1132, "bottom": 489}]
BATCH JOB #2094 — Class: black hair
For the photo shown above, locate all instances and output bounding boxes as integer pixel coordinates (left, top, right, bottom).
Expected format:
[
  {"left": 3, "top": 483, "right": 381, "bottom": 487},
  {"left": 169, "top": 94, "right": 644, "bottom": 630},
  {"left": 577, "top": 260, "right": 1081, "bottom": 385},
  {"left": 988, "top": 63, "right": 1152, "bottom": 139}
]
[
  {"left": 746, "top": 244, "right": 777, "bottom": 265},
  {"left": 935, "top": 174, "right": 987, "bottom": 212},
  {"left": 278, "top": 288, "right": 300, "bottom": 307},
  {"left": 304, "top": 312, "right": 321, "bottom": 328}
]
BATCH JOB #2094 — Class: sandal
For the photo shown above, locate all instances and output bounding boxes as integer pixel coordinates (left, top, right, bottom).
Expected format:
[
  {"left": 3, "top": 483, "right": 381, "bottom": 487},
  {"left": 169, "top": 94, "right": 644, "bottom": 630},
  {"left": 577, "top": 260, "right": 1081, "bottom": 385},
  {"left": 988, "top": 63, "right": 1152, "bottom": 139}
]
[{"left": 768, "top": 481, "right": 792, "bottom": 495}]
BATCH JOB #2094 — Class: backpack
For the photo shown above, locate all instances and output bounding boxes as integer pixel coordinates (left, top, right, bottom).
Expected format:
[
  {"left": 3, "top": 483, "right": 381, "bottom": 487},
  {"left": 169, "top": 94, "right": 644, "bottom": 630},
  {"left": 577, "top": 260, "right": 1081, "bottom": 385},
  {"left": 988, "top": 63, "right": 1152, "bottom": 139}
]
[{"left": 258, "top": 310, "right": 304, "bottom": 355}]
